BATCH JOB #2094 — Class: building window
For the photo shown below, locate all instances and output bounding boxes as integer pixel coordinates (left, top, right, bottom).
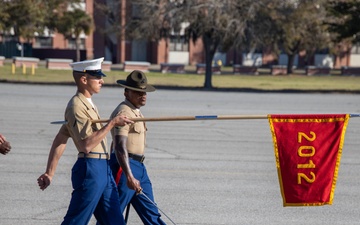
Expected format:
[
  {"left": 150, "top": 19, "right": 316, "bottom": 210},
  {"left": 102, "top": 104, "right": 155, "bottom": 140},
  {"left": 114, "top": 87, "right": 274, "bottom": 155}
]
[
  {"left": 351, "top": 43, "right": 360, "bottom": 54},
  {"left": 316, "top": 48, "right": 330, "bottom": 54},
  {"left": 33, "top": 37, "right": 53, "bottom": 48},
  {"left": 68, "top": 38, "right": 85, "bottom": 49},
  {"left": 169, "top": 35, "right": 188, "bottom": 52}
]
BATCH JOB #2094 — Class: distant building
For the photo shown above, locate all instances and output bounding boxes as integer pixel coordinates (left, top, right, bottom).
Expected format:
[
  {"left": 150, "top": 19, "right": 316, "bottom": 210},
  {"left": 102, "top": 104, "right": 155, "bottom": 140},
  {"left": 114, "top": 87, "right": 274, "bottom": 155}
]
[{"left": 1, "top": 0, "right": 359, "bottom": 68}]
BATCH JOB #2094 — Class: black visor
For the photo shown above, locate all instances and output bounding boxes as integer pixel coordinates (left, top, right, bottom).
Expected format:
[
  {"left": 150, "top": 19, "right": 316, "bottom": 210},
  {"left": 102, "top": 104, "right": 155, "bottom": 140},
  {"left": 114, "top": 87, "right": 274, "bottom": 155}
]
[{"left": 85, "top": 70, "right": 106, "bottom": 77}]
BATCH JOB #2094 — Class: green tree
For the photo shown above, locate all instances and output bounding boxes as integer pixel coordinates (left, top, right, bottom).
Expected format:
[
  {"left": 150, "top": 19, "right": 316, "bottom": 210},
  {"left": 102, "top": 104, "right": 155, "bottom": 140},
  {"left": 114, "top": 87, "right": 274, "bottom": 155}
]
[
  {"left": 327, "top": 0, "right": 360, "bottom": 43},
  {"left": 2, "top": 0, "right": 47, "bottom": 56},
  {"left": 0, "top": 0, "right": 10, "bottom": 33},
  {"left": 42, "top": 0, "right": 83, "bottom": 32},
  {"left": 248, "top": 0, "right": 331, "bottom": 74},
  {"left": 5, "top": 0, "right": 46, "bottom": 40},
  {"left": 1, "top": 0, "right": 87, "bottom": 58},
  {"left": 325, "top": 0, "right": 360, "bottom": 67},
  {"left": 55, "top": 8, "right": 93, "bottom": 61}
]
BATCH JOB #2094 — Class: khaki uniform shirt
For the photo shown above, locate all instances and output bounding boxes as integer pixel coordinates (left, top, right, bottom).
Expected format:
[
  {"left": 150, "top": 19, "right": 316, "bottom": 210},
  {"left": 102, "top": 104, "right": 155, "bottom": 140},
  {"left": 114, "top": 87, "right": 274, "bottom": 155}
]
[
  {"left": 110, "top": 99, "right": 146, "bottom": 155},
  {"left": 59, "top": 92, "right": 107, "bottom": 154}
]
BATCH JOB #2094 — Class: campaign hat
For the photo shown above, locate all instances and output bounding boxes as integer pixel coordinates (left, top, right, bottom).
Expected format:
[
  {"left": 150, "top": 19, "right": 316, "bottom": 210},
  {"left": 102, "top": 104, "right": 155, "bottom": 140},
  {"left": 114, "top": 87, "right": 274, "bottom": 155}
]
[
  {"left": 70, "top": 57, "right": 106, "bottom": 77},
  {"left": 117, "top": 70, "right": 156, "bottom": 92}
]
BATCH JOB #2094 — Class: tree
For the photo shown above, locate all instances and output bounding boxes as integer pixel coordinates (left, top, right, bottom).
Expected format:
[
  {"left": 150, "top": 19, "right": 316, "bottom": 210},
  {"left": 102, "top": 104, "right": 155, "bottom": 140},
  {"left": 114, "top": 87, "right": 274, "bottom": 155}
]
[
  {"left": 105, "top": 0, "right": 256, "bottom": 89},
  {"left": 248, "top": 0, "right": 331, "bottom": 74},
  {"left": 43, "top": 0, "right": 90, "bottom": 61},
  {"left": 4, "top": 0, "right": 46, "bottom": 41},
  {"left": 1, "top": 0, "right": 47, "bottom": 56},
  {"left": 0, "top": 0, "right": 10, "bottom": 33},
  {"left": 178, "top": 1, "right": 256, "bottom": 88},
  {"left": 42, "top": 0, "right": 76, "bottom": 32},
  {"left": 327, "top": 0, "right": 360, "bottom": 44},
  {"left": 325, "top": 0, "right": 360, "bottom": 68},
  {"left": 0, "top": 0, "right": 85, "bottom": 57},
  {"left": 55, "top": 8, "right": 94, "bottom": 61}
]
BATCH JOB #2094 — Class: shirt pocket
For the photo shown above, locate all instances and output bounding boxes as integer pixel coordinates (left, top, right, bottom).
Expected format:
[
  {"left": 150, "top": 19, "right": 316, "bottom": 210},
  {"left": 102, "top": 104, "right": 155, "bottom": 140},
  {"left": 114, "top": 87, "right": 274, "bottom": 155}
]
[{"left": 129, "top": 123, "right": 145, "bottom": 147}]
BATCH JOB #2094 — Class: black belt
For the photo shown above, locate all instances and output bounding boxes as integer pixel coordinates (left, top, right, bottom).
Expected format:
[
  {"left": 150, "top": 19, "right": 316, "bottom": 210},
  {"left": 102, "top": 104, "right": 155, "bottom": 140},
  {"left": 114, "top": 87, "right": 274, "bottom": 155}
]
[
  {"left": 128, "top": 153, "right": 145, "bottom": 163},
  {"left": 78, "top": 152, "right": 109, "bottom": 160}
]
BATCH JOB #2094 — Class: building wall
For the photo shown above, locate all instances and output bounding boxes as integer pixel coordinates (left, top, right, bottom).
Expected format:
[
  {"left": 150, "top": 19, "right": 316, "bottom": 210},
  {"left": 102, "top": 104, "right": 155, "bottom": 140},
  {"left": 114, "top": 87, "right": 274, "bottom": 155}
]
[
  {"left": 116, "top": 0, "right": 130, "bottom": 63},
  {"left": 93, "top": 0, "right": 107, "bottom": 61},
  {"left": 25, "top": 0, "right": 359, "bottom": 67},
  {"left": 156, "top": 39, "right": 168, "bottom": 64},
  {"left": 52, "top": 34, "right": 67, "bottom": 49},
  {"left": 169, "top": 51, "right": 189, "bottom": 64},
  {"left": 85, "top": 0, "right": 94, "bottom": 59},
  {"left": 188, "top": 38, "right": 204, "bottom": 66},
  {"left": 350, "top": 54, "right": 360, "bottom": 66}
]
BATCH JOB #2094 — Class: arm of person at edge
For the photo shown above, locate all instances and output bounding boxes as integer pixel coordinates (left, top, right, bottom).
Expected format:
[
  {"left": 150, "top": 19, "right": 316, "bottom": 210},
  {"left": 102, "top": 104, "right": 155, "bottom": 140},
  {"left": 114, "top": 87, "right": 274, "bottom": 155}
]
[
  {"left": 0, "top": 133, "right": 11, "bottom": 155},
  {"left": 37, "top": 129, "right": 69, "bottom": 190},
  {"left": 37, "top": 115, "right": 134, "bottom": 190},
  {"left": 114, "top": 134, "right": 142, "bottom": 193}
]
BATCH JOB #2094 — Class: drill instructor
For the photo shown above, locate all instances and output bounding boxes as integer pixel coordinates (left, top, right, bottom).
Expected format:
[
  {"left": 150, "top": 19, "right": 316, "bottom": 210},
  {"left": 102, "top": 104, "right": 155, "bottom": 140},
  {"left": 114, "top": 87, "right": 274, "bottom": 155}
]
[{"left": 109, "top": 70, "right": 166, "bottom": 225}]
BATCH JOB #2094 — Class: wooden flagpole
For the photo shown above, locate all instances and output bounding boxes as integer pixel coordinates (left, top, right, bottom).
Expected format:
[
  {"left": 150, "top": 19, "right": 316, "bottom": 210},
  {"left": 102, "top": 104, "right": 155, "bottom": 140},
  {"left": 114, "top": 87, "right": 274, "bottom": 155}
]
[
  {"left": 50, "top": 114, "right": 360, "bottom": 125},
  {"left": 91, "top": 115, "right": 268, "bottom": 123}
]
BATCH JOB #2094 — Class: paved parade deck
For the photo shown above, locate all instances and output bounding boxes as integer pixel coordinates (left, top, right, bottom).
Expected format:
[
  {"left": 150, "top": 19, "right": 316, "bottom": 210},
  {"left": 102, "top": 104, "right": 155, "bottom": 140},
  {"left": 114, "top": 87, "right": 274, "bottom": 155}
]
[{"left": 0, "top": 83, "right": 359, "bottom": 225}]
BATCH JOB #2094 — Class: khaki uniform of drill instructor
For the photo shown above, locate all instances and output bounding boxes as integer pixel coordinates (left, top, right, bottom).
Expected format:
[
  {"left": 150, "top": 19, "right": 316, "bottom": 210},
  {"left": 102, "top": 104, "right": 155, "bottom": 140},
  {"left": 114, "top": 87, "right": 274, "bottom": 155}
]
[
  {"left": 37, "top": 58, "right": 133, "bottom": 225},
  {"left": 109, "top": 70, "right": 166, "bottom": 225}
]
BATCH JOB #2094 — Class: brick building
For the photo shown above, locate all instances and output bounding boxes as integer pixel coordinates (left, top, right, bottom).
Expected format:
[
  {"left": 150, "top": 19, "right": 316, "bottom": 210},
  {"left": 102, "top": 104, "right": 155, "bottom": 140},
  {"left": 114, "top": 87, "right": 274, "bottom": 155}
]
[{"left": 2, "top": 0, "right": 359, "bottom": 68}]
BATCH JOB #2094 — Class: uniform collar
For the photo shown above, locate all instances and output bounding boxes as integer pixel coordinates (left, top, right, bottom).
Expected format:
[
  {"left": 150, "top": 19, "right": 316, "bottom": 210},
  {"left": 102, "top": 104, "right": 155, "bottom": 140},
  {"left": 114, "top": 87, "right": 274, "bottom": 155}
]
[
  {"left": 124, "top": 99, "right": 138, "bottom": 110},
  {"left": 76, "top": 92, "right": 93, "bottom": 110},
  {"left": 124, "top": 99, "right": 142, "bottom": 117}
]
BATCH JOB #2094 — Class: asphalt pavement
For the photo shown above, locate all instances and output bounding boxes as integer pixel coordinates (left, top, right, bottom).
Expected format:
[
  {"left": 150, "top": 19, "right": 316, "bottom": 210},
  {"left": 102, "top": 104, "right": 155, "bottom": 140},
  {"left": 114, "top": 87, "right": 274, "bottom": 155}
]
[{"left": 0, "top": 83, "right": 359, "bottom": 225}]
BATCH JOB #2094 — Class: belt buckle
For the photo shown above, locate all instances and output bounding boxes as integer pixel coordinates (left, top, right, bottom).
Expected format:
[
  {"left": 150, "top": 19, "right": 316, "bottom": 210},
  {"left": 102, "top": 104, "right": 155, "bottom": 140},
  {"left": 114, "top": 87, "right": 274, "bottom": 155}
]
[
  {"left": 140, "top": 155, "right": 145, "bottom": 163},
  {"left": 98, "top": 153, "right": 109, "bottom": 160}
]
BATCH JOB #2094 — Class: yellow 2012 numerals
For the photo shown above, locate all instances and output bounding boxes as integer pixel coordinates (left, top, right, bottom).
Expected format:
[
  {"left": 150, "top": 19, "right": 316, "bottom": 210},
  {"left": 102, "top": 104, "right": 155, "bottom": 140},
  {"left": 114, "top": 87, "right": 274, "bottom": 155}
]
[{"left": 297, "top": 131, "right": 316, "bottom": 184}]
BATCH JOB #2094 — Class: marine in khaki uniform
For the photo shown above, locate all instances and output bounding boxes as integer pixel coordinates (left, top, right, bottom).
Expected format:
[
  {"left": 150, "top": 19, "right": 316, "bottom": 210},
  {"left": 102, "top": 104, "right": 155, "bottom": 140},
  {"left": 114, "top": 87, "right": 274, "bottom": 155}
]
[
  {"left": 109, "top": 70, "right": 166, "bottom": 225},
  {"left": 37, "top": 58, "right": 133, "bottom": 225}
]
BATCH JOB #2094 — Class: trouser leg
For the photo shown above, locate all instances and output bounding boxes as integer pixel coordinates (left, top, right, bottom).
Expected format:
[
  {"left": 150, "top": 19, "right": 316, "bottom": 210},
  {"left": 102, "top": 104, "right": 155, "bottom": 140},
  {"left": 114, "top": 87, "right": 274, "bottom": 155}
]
[
  {"left": 62, "top": 159, "right": 104, "bottom": 225},
  {"left": 130, "top": 161, "right": 167, "bottom": 225},
  {"left": 94, "top": 161, "right": 125, "bottom": 225}
]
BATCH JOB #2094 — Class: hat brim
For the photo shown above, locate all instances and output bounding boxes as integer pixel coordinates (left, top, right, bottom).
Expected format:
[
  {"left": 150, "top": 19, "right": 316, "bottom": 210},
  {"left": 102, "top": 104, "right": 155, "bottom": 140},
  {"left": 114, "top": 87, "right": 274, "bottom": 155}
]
[
  {"left": 117, "top": 80, "right": 156, "bottom": 92},
  {"left": 85, "top": 70, "right": 106, "bottom": 77}
]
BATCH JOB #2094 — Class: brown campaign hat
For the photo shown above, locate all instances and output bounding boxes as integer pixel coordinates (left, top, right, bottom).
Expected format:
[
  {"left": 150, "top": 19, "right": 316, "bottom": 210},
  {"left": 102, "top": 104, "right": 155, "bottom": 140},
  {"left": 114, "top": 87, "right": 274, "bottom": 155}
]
[{"left": 117, "top": 70, "right": 156, "bottom": 92}]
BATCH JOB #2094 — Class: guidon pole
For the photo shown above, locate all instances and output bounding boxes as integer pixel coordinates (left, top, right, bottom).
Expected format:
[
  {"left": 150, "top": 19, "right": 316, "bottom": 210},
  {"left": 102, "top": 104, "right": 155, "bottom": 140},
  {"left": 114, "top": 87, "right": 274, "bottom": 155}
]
[
  {"left": 50, "top": 114, "right": 360, "bottom": 125},
  {"left": 93, "top": 114, "right": 268, "bottom": 123},
  {"left": 51, "top": 115, "right": 268, "bottom": 124}
]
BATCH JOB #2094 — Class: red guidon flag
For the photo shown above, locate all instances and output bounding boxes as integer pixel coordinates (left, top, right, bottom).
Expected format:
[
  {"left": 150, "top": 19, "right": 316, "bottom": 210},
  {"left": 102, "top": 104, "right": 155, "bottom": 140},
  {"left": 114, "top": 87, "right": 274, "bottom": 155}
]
[{"left": 268, "top": 114, "right": 349, "bottom": 207}]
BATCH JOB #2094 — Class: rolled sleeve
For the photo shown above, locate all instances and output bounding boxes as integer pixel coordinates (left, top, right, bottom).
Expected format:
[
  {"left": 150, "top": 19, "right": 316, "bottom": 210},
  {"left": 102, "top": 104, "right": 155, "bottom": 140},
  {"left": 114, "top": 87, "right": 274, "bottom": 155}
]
[{"left": 66, "top": 104, "right": 93, "bottom": 141}]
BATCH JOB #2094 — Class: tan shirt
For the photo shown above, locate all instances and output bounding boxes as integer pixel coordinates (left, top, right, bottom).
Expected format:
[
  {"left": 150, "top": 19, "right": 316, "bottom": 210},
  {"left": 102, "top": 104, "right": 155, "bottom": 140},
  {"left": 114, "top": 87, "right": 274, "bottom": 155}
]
[
  {"left": 110, "top": 99, "right": 146, "bottom": 155},
  {"left": 59, "top": 92, "right": 107, "bottom": 154}
]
